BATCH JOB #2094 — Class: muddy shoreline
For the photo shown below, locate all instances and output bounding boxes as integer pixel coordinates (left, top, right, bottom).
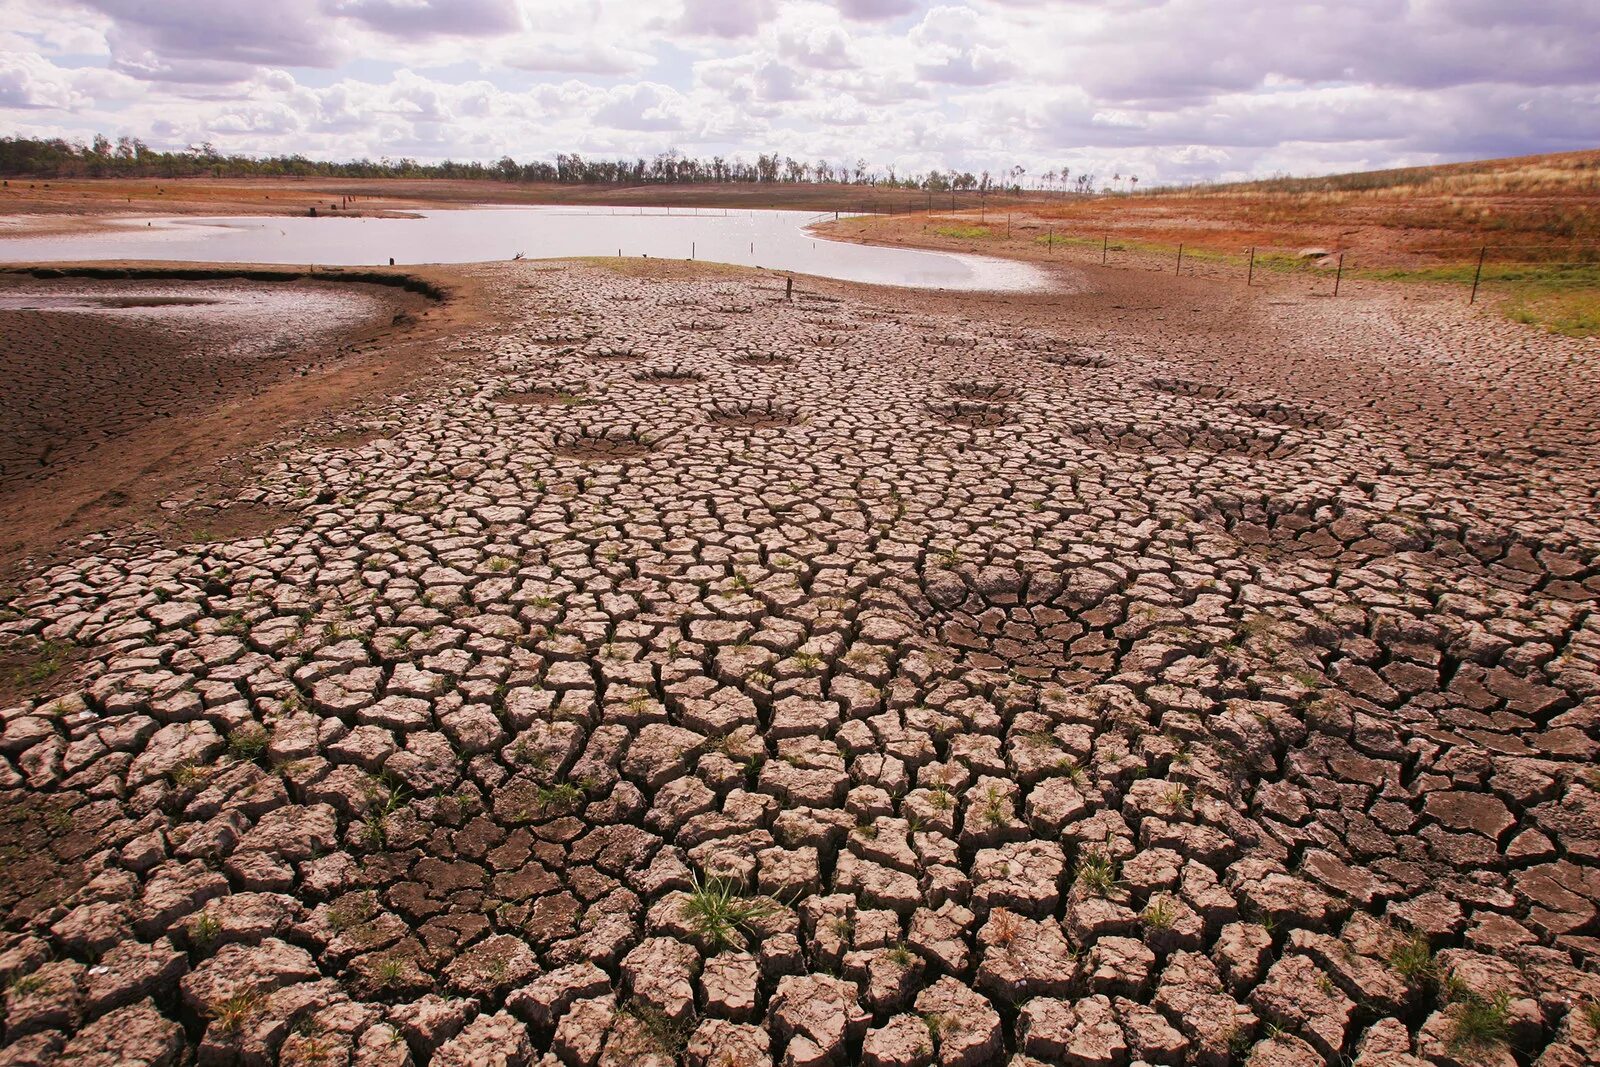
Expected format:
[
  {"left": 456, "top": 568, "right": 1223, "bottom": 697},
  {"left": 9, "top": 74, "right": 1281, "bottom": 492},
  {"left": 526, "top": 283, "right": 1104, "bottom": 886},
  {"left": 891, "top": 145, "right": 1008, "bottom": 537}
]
[{"left": 0, "top": 264, "right": 473, "bottom": 581}]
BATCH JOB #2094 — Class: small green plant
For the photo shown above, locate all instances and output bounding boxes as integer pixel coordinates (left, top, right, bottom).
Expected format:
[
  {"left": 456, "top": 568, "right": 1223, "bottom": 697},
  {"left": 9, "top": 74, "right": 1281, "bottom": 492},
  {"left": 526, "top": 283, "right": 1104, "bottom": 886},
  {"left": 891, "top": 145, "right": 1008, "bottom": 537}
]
[
  {"left": 210, "top": 990, "right": 264, "bottom": 1033},
  {"left": 979, "top": 784, "right": 1011, "bottom": 828},
  {"left": 360, "top": 815, "right": 388, "bottom": 849},
  {"left": 680, "top": 875, "right": 776, "bottom": 950},
  {"left": 623, "top": 1000, "right": 695, "bottom": 1056},
  {"left": 326, "top": 892, "right": 373, "bottom": 934},
  {"left": 1076, "top": 850, "right": 1117, "bottom": 896},
  {"left": 190, "top": 912, "right": 222, "bottom": 948},
  {"left": 7, "top": 638, "right": 76, "bottom": 687},
  {"left": 6, "top": 974, "right": 47, "bottom": 997},
  {"left": 887, "top": 943, "right": 914, "bottom": 968},
  {"left": 1582, "top": 1001, "right": 1600, "bottom": 1034},
  {"left": 792, "top": 651, "right": 822, "bottom": 673},
  {"left": 537, "top": 782, "right": 585, "bottom": 813},
  {"left": 1447, "top": 989, "right": 1512, "bottom": 1054},
  {"left": 1141, "top": 896, "right": 1176, "bottom": 931},
  {"left": 228, "top": 725, "right": 269, "bottom": 761},
  {"left": 1226, "top": 1025, "right": 1255, "bottom": 1056},
  {"left": 168, "top": 763, "right": 208, "bottom": 789},
  {"left": 1388, "top": 933, "right": 1437, "bottom": 987}
]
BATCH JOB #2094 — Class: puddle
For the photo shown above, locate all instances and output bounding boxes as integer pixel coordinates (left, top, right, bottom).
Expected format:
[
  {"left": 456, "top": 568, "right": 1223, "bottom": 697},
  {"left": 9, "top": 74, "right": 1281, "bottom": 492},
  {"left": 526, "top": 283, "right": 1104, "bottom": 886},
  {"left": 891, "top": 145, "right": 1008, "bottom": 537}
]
[
  {"left": 0, "top": 206, "right": 1050, "bottom": 292},
  {"left": 0, "top": 295, "right": 224, "bottom": 311}
]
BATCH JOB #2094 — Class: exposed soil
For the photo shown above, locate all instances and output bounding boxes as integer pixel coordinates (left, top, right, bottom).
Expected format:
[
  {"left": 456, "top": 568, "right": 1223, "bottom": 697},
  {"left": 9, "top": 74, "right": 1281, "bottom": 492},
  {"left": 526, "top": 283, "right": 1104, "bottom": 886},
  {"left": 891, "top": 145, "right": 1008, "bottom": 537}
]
[
  {"left": 0, "top": 252, "right": 1598, "bottom": 1066},
  {"left": 0, "top": 265, "right": 477, "bottom": 580}
]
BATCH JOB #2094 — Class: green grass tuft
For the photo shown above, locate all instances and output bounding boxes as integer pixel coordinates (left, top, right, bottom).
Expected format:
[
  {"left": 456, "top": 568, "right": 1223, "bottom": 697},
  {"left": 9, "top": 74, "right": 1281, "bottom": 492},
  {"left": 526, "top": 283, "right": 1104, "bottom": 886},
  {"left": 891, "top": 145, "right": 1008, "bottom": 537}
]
[{"left": 679, "top": 875, "right": 776, "bottom": 950}]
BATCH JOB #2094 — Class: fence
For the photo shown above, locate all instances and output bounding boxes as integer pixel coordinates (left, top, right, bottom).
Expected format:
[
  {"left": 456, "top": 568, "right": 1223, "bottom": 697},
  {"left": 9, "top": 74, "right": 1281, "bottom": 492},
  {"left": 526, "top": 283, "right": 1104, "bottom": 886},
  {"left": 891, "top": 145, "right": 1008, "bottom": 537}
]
[{"left": 880, "top": 208, "right": 1599, "bottom": 307}]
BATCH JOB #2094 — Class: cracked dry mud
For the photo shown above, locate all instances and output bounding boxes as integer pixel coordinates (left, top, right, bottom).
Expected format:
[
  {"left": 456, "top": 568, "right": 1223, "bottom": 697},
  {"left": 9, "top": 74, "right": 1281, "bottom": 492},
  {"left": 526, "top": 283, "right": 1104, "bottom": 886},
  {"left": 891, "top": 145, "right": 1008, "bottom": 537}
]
[{"left": 2, "top": 260, "right": 1599, "bottom": 1067}]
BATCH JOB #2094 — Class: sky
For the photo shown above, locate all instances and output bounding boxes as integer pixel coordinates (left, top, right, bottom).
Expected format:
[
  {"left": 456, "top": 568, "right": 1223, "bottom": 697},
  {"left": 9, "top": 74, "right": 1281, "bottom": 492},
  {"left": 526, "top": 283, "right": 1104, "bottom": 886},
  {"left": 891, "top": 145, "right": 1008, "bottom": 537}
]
[{"left": 1, "top": 0, "right": 1598, "bottom": 186}]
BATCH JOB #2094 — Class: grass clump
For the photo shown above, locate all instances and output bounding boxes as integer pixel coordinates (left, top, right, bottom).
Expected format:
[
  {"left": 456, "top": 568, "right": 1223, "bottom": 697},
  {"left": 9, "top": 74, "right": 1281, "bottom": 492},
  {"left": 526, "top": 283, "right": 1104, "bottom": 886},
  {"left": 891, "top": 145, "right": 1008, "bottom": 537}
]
[
  {"left": 1446, "top": 988, "right": 1513, "bottom": 1055},
  {"left": 190, "top": 912, "right": 222, "bottom": 949},
  {"left": 536, "top": 782, "right": 585, "bottom": 813},
  {"left": 209, "top": 990, "right": 264, "bottom": 1033},
  {"left": 622, "top": 1000, "right": 695, "bottom": 1056},
  {"left": 227, "top": 724, "right": 269, "bottom": 761},
  {"left": 1388, "top": 933, "right": 1438, "bottom": 987},
  {"left": 1, "top": 638, "right": 76, "bottom": 694},
  {"left": 1075, "top": 850, "right": 1117, "bottom": 896},
  {"left": 1141, "top": 896, "right": 1176, "bottom": 931},
  {"left": 680, "top": 875, "right": 776, "bottom": 950}
]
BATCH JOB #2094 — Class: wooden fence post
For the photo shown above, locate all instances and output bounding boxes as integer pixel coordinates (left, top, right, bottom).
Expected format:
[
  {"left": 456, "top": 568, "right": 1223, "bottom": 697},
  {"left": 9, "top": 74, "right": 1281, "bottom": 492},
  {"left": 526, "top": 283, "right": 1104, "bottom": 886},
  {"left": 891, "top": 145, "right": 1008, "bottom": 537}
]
[
  {"left": 1334, "top": 253, "right": 1345, "bottom": 296},
  {"left": 1247, "top": 247, "right": 1255, "bottom": 286},
  {"left": 1470, "top": 246, "right": 1487, "bottom": 304}
]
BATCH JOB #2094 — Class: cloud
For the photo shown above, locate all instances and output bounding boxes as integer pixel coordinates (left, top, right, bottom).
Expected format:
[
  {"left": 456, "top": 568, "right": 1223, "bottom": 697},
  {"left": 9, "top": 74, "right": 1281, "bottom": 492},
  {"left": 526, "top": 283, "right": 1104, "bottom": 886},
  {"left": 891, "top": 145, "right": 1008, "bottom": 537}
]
[
  {"left": 593, "top": 82, "right": 686, "bottom": 131},
  {"left": 4, "top": 0, "right": 1597, "bottom": 186},
  {"left": 677, "top": 0, "right": 777, "bottom": 39},
  {"left": 330, "top": 0, "right": 523, "bottom": 37},
  {"left": 0, "top": 50, "right": 90, "bottom": 109},
  {"left": 834, "top": 0, "right": 918, "bottom": 20},
  {"left": 84, "top": 0, "right": 343, "bottom": 77}
]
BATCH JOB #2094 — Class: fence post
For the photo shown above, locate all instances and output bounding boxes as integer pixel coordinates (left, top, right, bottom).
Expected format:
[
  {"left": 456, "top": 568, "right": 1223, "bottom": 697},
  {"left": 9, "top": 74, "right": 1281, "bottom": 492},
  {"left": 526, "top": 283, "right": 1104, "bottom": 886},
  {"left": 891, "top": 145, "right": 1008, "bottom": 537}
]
[
  {"left": 1470, "top": 246, "right": 1487, "bottom": 304},
  {"left": 1175, "top": 244, "right": 1184, "bottom": 275},
  {"left": 1247, "top": 247, "right": 1255, "bottom": 286},
  {"left": 1102, "top": 234, "right": 1108, "bottom": 265},
  {"left": 1334, "top": 252, "right": 1344, "bottom": 296},
  {"left": 691, "top": 242, "right": 695, "bottom": 260}
]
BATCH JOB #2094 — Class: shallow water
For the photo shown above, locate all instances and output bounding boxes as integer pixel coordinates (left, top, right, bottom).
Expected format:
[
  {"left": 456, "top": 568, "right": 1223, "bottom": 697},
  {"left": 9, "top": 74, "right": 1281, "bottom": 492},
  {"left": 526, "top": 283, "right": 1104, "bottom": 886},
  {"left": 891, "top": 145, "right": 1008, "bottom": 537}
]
[
  {"left": 0, "top": 294, "right": 223, "bottom": 311},
  {"left": 0, "top": 206, "right": 1048, "bottom": 291}
]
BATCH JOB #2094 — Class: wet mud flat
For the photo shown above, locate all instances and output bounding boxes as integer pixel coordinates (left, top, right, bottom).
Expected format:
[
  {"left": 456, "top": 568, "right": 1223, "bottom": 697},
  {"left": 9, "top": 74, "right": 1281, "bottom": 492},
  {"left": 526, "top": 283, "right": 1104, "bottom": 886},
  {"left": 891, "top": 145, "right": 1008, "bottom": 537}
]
[
  {"left": 0, "top": 258, "right": 1598, "bottom": 1066},
  {"left": 0, "top": 269, "right": 444, "bottom": 578}
]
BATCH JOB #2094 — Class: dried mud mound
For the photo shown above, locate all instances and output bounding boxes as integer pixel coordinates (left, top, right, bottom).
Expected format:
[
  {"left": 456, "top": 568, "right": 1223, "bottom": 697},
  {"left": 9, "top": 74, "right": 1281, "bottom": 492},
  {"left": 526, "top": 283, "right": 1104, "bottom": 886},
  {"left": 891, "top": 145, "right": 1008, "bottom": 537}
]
[
  {"left": 1068, "top": 418, "right": 1301, "bottom": 458},
  {"left": 2, "top": 263, "right": 1600, "bottom": 1067}
]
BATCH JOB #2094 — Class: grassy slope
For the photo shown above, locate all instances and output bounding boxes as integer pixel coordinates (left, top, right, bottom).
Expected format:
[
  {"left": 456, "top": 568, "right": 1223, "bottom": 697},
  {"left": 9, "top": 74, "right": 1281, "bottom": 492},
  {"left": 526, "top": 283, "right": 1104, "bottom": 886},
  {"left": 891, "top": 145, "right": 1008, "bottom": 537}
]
[{"left": 846, "top": 149, "right": 1600, "bottom": 337}]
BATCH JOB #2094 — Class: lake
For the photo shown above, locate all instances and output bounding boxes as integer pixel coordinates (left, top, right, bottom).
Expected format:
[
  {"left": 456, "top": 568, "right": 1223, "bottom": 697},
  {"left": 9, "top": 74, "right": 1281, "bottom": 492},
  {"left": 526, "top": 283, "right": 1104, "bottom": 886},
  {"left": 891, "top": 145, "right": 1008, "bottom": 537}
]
[{"left": 0, "top": 206, "right": 1049, "bottom": 292}]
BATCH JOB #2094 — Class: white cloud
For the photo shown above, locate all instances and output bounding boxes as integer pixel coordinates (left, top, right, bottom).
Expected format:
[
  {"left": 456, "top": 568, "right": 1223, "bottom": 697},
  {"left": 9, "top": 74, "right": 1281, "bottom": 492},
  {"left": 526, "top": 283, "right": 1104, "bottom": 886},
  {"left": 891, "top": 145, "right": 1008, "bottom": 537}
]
[
  {"left": 1, "top": 0, "right": 1595, "bottom": 184},
  {"left": 0, "top": 50, "right": 90, "bottom": 109}
]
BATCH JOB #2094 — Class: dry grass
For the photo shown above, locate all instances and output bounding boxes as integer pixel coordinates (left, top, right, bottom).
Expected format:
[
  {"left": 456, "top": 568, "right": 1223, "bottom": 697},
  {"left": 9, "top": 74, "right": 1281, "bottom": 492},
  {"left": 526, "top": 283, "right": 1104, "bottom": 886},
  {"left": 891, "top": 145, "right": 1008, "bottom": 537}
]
[
  {"left": 822, "top": 148, "right": 1600, "bottom": 337},
  {"left": 1026, "top": 149, "right": 1600, "bottom": 263}
]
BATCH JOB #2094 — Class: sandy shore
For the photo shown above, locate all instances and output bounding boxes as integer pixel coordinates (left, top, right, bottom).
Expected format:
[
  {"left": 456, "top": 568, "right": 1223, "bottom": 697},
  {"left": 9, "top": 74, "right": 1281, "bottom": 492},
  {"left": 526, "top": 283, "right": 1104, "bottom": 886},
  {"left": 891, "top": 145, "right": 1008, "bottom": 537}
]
[{"left": 0, "top": 252, "right": 1597, "bottom": 1065}]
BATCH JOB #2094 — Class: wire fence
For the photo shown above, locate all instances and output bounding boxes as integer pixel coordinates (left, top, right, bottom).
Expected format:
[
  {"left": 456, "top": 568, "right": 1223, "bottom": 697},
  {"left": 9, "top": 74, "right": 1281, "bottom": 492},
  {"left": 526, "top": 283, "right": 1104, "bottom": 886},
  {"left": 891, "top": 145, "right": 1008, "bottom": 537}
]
[{"left": 832, "top": 200, "right": 1600, "bottom": 306}]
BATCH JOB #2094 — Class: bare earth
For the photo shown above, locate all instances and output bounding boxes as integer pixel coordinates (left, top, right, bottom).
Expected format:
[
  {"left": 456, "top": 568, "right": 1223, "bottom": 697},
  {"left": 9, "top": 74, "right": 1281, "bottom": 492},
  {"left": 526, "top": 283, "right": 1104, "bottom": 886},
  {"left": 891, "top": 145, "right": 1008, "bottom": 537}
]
[
  {"left": 0, "top": 267, "right": 471, "bottom": 581},
  {"left": 0, "top": 254, "right": 1598, "bottom": 1067}
]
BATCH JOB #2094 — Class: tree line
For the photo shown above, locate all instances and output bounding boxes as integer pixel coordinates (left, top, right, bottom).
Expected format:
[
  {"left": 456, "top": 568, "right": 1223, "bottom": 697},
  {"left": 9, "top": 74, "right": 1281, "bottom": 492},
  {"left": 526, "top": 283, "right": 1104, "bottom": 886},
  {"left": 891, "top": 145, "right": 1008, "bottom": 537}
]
[{"left": 0, "top": 135, "right": 1099, "bottom": 195}]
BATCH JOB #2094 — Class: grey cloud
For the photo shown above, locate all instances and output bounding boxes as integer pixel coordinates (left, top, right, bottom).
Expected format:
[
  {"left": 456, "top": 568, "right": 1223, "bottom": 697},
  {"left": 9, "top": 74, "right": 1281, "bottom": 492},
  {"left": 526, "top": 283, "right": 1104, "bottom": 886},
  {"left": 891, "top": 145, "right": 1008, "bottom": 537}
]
[
  {"left": 834, "top": 0, "right": 919, "bottom": 19},
  {"left": 83, "top": 0, "right": 342, "bottom": 74},
  {"left": 329, "top": 0, "right": 523, "bottom": 37}
]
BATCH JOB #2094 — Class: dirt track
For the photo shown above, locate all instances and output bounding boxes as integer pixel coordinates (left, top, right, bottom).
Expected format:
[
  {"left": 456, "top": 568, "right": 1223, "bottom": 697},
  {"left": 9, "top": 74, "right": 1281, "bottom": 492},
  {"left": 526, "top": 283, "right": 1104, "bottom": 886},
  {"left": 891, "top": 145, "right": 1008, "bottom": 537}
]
[{"left": 0, "top": 257, "right": 1598, "bottom": 1066}]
